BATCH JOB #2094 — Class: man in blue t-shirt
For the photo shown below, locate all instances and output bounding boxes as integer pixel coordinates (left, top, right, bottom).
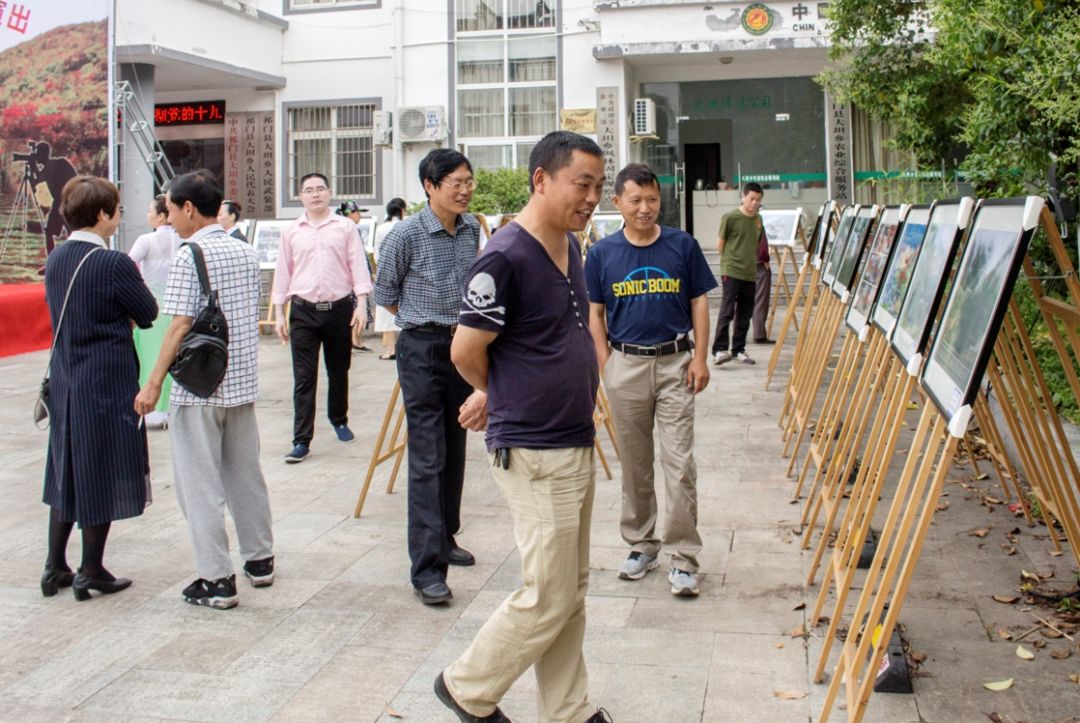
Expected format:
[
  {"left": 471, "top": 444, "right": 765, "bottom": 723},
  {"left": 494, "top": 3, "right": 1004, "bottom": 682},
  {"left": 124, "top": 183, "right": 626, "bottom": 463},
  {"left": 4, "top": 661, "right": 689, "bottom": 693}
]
[
  {"left": 440, "top": 132, "right": 611, "bottom": 723},
  {"left": 585, "top": 163, "right": 717, "bottom": 597}
]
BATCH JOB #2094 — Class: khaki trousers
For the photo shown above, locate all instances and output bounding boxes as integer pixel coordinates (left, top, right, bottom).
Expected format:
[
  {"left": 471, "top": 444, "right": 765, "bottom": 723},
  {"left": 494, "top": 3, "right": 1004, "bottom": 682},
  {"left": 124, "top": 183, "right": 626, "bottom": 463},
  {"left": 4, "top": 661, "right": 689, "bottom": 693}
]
[
  {"left": 605, "top": 350, "right": 702, "bottom": 572},
  {"left": 445, "top": 446, "right": 595, "bottom": 723}
]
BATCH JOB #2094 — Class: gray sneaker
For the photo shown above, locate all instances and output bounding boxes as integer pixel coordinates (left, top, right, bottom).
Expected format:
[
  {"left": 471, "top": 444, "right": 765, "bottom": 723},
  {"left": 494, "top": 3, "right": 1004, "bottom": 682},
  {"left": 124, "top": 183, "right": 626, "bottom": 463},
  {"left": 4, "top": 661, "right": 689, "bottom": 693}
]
[
  {"left": 713, "top": 350, "right": 733, "bottom": 365},
  {"left": 618, "top": 551, "right": 659, "bottom": 580},
  {"left": 735, "top": 351, "right": 756, "bottom": 365},
  {"left": 669, "top": 567, "right": 700, "bottom": 596}
]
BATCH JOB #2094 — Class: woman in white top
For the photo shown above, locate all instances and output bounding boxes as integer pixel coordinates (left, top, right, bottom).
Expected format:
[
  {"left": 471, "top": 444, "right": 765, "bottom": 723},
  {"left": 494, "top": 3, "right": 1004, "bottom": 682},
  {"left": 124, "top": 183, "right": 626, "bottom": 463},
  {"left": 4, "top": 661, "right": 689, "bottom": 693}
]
[
  {"left": 373, "top": 197, "right": 406, "bottom": 360},
  {"left": 127, "top": 195, "right": 179, "bottom": 427}
]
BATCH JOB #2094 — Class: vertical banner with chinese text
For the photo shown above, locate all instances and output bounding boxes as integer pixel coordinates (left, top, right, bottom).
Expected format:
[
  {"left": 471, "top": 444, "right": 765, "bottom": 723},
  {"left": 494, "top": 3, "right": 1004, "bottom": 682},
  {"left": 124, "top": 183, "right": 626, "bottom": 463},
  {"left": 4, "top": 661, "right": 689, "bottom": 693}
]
[
  {"left": 224, "top": 112, "right": 276, "bottom": 219},
  {"left": 0, "top": 0, "right": 112, "bottom": 278},
  {"left": 825, "top": 92, "right": 854, "bottom": 206},
  {"left": 596, "top": 87, "right": 620, "bottom": 212}
]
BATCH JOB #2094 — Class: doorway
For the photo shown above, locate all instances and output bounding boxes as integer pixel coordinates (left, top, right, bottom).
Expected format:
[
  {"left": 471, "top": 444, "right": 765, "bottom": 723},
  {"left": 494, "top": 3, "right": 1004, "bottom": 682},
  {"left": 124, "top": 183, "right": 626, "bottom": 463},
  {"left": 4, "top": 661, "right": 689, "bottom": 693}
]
[{"left": 683, "top": 142, "right": 721, "bottom": 239}]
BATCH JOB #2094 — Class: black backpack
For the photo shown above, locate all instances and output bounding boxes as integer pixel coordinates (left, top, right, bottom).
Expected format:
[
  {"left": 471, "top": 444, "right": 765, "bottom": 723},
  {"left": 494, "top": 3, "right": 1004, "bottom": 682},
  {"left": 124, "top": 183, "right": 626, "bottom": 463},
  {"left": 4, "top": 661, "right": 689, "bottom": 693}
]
[{"left": 169, "top": 242, "right": 229, "bottom": 398}]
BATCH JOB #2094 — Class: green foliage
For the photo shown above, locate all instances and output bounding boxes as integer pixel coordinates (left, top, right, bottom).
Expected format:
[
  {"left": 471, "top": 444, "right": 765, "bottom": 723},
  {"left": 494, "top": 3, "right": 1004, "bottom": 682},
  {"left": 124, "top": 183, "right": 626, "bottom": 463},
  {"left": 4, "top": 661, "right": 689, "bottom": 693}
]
[
  {"left": 821, "top": 0, "right": 1080, "bottom": 205},
  {"left": 468, "top": 167, "right": 530, "bottom": 215}
]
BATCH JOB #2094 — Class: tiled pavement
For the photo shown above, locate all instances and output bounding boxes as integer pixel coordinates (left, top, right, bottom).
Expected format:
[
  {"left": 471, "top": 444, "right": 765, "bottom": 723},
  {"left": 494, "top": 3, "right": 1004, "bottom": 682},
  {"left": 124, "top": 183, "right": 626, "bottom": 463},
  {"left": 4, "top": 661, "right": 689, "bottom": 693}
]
[{"left": 1, "top": 331, "right": 1077, "bottom": 722}]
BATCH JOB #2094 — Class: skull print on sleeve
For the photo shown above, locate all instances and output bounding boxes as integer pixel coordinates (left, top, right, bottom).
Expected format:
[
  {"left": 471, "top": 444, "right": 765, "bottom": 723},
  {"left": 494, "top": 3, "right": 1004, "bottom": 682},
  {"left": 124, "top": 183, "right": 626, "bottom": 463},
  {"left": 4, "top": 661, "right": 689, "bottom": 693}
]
[{"left": 458, "top": 250, "right": 514, "bottom": 331}]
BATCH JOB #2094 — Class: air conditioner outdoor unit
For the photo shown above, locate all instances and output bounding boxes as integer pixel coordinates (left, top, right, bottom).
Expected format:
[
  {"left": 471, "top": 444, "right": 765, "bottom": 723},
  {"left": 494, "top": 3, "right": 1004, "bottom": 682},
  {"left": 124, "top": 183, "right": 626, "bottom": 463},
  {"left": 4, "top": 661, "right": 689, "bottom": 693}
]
[
  {"left": 633, "top": 98, "right": 656, "bottom": 136},
  {"left": 396, "top": 106, "right": 447, "bottom": 143},
  {"left": 373, "top": 110, "right": 392, "bottom": 146}
]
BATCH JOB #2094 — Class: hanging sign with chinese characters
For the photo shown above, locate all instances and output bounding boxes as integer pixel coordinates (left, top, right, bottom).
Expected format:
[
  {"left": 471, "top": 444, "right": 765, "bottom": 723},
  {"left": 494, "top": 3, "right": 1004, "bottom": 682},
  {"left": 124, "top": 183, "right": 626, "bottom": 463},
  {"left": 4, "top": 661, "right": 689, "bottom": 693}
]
[
  {"left": 825, "top": 92, "right": 854, "bottom": 205},
  {"left": 153, "top": 100, "right": 226, "bottom": 127},
  {"left": 560, "top": 108, "right": 597, "bottom": 134},
  {"left": 224, "top": 112, "right": 275, "bottom": 219},
  {"left": 595, "top": 87, "right": 620, "bottom": 211}
]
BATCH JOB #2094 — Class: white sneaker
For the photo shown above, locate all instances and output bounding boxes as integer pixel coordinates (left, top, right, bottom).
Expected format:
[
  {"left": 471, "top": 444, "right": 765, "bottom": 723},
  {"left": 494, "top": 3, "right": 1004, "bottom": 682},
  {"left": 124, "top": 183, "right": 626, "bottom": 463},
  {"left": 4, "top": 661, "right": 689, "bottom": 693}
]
[
  {"left": 669, "top": 567, "right": 700, "bottom": 596},
  {"left": 736, "top": 352, "right": 756, "bottom": 365},
  {"left": 713, "top": 351, "right": 733, "bottom": 366},
  {"left": 618, "top": 551, "right": 659, "bottom": 580}
]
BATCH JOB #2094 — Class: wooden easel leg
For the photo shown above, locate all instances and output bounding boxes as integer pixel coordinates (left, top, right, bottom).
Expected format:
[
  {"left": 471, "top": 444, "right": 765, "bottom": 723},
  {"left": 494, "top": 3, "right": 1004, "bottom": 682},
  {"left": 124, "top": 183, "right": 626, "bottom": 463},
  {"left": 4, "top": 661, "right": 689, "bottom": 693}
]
[{"left": 354, "top": 381, "right": 403, "bottom": 518}]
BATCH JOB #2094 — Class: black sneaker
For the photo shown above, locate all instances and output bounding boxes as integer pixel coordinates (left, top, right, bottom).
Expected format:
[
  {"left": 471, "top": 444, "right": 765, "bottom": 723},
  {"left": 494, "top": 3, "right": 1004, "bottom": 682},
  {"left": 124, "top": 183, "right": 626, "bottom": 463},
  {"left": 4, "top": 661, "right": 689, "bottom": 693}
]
[
  {"left": 585, "top": 709, "right": 614, "bottom": 722},
  {"left": 182, "top": 575, "right": 238, "bottom": 609},
  {"left": 434, "top": 671, "right": 511, "bottom": 722},
  {"left": 243, "top": 557, "right": 275, "bottom": 587}
]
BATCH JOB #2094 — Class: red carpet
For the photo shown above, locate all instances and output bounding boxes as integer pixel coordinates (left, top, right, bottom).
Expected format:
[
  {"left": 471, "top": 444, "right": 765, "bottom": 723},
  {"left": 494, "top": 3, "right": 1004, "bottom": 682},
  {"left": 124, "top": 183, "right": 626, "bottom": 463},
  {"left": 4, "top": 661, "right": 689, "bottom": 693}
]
[{"left": 0, "top": 283, "right": 51, "bottom": 357}]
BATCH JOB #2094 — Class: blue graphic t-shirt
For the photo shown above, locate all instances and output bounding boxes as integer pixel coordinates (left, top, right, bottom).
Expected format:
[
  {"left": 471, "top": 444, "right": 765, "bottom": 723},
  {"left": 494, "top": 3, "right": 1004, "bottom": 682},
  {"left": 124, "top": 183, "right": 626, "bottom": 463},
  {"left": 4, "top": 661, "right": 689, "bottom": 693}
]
[{"left": 585, "top": 225, "right": 718, "bottom": 345}]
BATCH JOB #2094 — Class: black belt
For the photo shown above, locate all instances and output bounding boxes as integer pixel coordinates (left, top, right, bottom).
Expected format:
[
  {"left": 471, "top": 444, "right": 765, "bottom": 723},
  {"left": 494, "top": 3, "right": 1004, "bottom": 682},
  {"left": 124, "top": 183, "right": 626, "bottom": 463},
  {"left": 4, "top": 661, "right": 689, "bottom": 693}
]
[
  {"left": 407, "top": 323, "right": 457, "bottom": 336},
  {"left": 611, "top": 338, "right": 693, "bottom": 357},
  {"left": 292, "top": 295, "right": 352, "bottom": 311}
]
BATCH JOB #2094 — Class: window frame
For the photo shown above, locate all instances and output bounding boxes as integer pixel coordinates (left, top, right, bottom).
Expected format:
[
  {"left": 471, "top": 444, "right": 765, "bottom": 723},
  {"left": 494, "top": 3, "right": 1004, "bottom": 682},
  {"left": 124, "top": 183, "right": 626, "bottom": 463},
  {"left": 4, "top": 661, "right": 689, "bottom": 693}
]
[
  {"left": 283, "top": 0, "right": 380, "bottom": 15},
  {"left": 281, "top": 98, "right": 382, "bottom": 209}
]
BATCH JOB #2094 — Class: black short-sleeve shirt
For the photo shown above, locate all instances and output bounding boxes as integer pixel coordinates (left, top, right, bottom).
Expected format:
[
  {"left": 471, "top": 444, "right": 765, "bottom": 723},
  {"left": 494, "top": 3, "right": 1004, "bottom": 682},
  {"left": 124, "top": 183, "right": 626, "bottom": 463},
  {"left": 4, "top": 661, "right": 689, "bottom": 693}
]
[{"left": 458, "top": 223, "right": 599, "bottom": 450}]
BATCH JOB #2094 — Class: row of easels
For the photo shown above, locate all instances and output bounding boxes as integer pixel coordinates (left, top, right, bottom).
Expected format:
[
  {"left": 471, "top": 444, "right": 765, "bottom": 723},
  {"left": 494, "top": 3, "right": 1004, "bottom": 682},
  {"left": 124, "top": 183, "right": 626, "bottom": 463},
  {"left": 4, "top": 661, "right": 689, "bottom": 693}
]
[
  {"left": 771, "top": 204, "right": 1080, "bottom": 722},
  {"left": 352, "top": 379, "right": 622, "bottom": 518}
]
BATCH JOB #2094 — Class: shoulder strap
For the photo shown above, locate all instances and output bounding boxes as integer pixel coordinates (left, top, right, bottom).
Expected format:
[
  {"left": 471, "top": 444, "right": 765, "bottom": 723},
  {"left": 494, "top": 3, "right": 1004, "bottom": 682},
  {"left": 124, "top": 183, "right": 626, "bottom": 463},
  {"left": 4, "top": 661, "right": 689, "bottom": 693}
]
[
  {"left": 45, "top": 246, "right": 104, "bottom": 378},
  {"left": 183, "top": 242, "right": 213, "bottom": 298}
]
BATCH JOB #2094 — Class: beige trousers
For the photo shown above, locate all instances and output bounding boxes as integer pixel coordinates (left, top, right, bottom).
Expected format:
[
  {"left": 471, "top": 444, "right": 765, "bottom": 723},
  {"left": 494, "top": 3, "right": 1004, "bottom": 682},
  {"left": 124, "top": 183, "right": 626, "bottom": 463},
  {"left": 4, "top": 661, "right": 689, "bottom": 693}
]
[
  {"left": 445, "top": 446, "right": 595, "bottom": 723},
  {"left": 605, "top": 350, "right": 702, "bottom": 572}
]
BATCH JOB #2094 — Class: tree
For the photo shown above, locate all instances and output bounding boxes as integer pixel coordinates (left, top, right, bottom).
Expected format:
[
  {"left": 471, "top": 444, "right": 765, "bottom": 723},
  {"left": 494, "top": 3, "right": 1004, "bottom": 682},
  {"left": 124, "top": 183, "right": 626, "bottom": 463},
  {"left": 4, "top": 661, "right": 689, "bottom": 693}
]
[
  {"left": 468, "top": 167, "right": 530, "bottom": 215},
  {"left": 821, "top": 0, "right": 1080, "bottom": 206}
]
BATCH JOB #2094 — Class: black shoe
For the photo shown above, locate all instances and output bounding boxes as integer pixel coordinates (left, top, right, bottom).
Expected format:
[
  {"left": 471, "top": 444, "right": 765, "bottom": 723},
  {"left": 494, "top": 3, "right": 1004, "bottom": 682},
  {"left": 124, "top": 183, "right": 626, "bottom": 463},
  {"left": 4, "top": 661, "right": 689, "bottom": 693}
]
[
  {"left": 754, "top": 337, "right": 776, "bottom": 345},
  {"left": 352, "top": 344, "right": 373, "bottom": 353},
  {"left": 585, "top": 709, "right": 614, "bottom": 722},
  {"left": 448, "top": 546, "right": 476, "bottom": 567},
  {"left": 41, "top": 566, "right": 75, "bottom": 597},
  {"left": 72, "top": 571, "right": 132, "bottom": 601},
  {"left": 414, "top": 581, "right": 453, "bottom": 605},
  {"left": 182, "top": 575, "right": 238, "bottom": 609},
  {"left": 243, "top": 557, "right": 275, "bottom": 587},
  {"left": 434, "top": 671, "right": 511, "bottom": 722}
]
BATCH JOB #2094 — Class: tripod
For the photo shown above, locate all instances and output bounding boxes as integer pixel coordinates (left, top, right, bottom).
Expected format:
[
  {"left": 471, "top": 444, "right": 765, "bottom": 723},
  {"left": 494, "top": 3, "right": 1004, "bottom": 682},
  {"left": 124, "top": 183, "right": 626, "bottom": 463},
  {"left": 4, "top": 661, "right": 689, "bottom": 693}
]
[{"left": 0, "top": 161, "right": 50, "bottom": 269}]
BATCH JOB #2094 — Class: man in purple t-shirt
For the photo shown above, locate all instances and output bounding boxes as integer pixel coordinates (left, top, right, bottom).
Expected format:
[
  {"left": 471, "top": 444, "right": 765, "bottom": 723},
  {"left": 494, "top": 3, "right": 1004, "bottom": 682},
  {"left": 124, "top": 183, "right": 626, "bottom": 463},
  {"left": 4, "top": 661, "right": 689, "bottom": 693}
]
[{"left": 437, "top": 131, "right": 611, "bottom": 723}]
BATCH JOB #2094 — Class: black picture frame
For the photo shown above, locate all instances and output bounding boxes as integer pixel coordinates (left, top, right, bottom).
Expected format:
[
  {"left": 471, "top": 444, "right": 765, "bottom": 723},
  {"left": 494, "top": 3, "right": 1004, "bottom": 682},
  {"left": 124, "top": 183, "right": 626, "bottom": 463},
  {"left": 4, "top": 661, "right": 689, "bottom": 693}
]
[
  {"left": 806, "top": 201, "right": 830, "bottom": 259},
  {"left": 821, "top": 205, "right": 858, "bottom": 287},
  {"left": 812, "top": 200, "right": 837, "bottom": 267},
  {"left": 889, "top": 198, "right": 974, "bottom": 367},
  {"left": 869, "top": 205, "right": 932, "bottom": 339},
  {"left": 831, "top": 204, "right": 880, "bottom": 297},
  {"left": 845, "top": 205, "right": 909, "bottom": 337},
  {"left": 921, "top": 197, "right": 1044, "bottom": 425}
]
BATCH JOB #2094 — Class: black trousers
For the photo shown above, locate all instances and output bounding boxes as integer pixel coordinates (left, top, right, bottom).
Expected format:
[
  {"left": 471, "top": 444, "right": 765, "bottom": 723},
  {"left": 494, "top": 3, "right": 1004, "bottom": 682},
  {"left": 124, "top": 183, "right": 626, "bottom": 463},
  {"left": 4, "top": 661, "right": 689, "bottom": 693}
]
[
  {"left": 712, "top": 276, "right": 756, "bottom": 354},
  {"left": 396, "top": 328, "right": 472, "bottom": 588},
  {"left": 289, "top": 299, "right": 353, "bottom": 445}
]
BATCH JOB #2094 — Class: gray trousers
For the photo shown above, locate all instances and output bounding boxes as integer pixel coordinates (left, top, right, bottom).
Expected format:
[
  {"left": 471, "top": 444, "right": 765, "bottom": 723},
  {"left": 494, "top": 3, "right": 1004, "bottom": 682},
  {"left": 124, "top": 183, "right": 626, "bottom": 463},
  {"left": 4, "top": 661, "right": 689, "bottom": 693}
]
[
  {"left": 752, "top": 261, "right": 772, "bottom": 341},
  {"left": 170, "top": 403, "right": 274, "bottom": 581}
]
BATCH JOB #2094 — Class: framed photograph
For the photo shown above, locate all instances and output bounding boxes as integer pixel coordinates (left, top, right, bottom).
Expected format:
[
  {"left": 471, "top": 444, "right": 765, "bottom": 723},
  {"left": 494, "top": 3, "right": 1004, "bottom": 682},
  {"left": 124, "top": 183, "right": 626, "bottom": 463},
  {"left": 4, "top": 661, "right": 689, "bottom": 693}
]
[
  {"left": 811, "top": 201, "right": 836, "bottom": 266},
  {"left": 250, "top": 219, "right": 293, "bottom": 271},
  {"left": 845, "top": 205, "right": 909, "bottom": 336},
  {"left": 922, "top": 197, "right": 1044, "bottom": 422},
  {"left": 831, "top": 204, "right": 880, "bottom": 296},
  {"left": 870, "top": 206, "right": 931, "bottom": 338},
  {"left": 821, "top": 205, "right": 858, "bottom": 287},
  {"left": 588, "top": 213, "right": 625, "bottom": 244},
  {"left": 890, "top": 198, "right": 975, "bottom": 366},
  {"left": 760, "top": 208, "right": 803, "bottom": 247}
]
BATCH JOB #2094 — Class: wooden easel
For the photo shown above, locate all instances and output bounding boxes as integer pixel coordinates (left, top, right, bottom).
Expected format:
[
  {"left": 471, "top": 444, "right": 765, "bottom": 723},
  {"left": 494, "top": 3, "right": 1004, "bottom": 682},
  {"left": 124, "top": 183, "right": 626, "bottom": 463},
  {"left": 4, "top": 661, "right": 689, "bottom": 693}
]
[
  {"left": 766, "top": 222, "right": 819, "bottom": 390},
  {"left": 353, "top": 380, "right": 409, "bottom": 518},
  {"left": 765, "top": 242, "right": 800, "bottom": 340}
]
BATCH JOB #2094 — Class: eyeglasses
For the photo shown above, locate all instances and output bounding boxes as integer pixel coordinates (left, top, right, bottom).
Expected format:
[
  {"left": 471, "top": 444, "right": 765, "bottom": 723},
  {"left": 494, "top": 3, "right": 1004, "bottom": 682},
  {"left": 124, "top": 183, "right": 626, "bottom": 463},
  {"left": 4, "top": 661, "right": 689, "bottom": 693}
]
[
  {"left": 442, "top": 178, "right": 476, "bottom": 192},
  {"left": 301, "top": 186, "right": 328, "bottom": 195}
]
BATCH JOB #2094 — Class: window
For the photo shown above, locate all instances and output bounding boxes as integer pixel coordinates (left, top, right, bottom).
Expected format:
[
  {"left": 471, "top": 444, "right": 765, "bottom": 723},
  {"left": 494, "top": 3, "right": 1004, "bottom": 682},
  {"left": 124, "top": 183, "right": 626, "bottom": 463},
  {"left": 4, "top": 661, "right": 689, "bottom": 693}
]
[
  {"left": 456, "top": 0, "right": 553, "bottom": 32},
  {"left": 286, "top": 103, "right": 376, "bottom": 201},
  {"left": 287, "top": 0, "right": 378, "bottom": 11}
]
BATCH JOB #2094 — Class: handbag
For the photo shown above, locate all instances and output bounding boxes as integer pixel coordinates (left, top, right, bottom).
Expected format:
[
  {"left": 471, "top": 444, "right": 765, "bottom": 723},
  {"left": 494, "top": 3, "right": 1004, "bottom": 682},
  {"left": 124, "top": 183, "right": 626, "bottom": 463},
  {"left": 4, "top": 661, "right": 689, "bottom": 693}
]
[
  {"left": 168, "top": 242, "right": 229, "bottom": 398},
  {"left": 35, "top": 247, "right": 103, "bottom": 429}
]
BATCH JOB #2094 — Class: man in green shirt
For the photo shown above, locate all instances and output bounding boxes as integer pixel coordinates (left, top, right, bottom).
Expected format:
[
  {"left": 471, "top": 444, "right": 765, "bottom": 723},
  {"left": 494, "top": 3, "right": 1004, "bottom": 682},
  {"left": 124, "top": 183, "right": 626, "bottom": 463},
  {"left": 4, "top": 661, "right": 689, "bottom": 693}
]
[{"left": 712, "top": 182, "right": 765, "bottom": 365}]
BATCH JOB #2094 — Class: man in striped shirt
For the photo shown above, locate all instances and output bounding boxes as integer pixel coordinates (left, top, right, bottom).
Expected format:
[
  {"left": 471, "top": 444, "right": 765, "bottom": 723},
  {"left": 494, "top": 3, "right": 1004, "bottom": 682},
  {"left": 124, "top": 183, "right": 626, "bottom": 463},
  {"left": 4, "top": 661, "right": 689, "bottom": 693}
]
[{"left": 373, "top": 149, "right": 485, "bottom": 606}]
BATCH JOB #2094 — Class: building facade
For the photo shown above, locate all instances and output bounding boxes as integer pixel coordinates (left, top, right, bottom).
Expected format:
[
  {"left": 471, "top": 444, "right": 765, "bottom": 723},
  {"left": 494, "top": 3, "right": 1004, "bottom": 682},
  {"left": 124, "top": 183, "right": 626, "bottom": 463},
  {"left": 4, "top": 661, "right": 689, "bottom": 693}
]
[{"left": 114, "top": 0, "right": 894, "bottom": 247}]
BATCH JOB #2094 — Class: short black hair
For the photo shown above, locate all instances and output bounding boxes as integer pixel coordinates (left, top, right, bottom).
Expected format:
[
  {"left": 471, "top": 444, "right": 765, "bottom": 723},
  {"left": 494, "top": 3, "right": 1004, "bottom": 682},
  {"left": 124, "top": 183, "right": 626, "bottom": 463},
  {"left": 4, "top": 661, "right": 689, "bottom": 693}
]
[
  {"left": 385, "top": 197, "right": 406, "bottom": 221},
  {"left": 528, "top": 131, "right": 603, "bottom": 192},
  {"left": 743, "top": 182, "right": 764, "bottom": 196},
  {"left": 300, "top": 172, "right": 329, "bottom": 190},
  {"left": 167, "top": 170, "right": 223, "bottom": 218},
  {"left": 152, "top": 194, "right": 168, "bottom": 217},
  {"left": 419, "top": 149, "right": 472, "bottom": 199},
  {"left": 614, "top": 163, "right": 659, "bottom": 196},
  {"left": 221, "top": 199, "right": 241, "bottom": 221}
]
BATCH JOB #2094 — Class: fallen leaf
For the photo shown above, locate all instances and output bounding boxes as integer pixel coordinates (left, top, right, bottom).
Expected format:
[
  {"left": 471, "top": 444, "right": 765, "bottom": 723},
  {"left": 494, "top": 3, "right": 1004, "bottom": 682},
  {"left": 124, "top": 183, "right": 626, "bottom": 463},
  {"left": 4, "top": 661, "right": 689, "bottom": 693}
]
[
  {"left": 983, "top": 678, "right": 1014, "bottom": 691},
  {"left": 1041, "top": 628, "right": 1064, "bottom": 639},
  {"left": 907, "top": 402, "right": 919, "bottom": 410},
  {"left": 1021, "top": 569, "right": 1041, "bottom": 583},
  {"left": 996, "top": 627, "right": 1014, "bottom": 640},
  {"left": 793, "top": 602, "right": 806, "bottom": 611},
  {"left": 992, "top": 595, "right": 1020, "bottom": 604},
  {"left": 773, "top": 690, "right": 808, "bottom": 700},
  {"left": 384, "top": 707, "right": 405, "bottom": 719},
  {"left": 1050, "top": 550, "right": 1064, "bottom": 557},
  {"left": 1033, "top": 639, "right": 1047, "bottom": 649},
  {"left": 1050, "top": 648, "right": 1072, "bottom": 660},
  {"left": 789, "top": 499, "right": 799, "bottom": 505},
  {"left": 1016, "top": 645, "right": 1035, "bottom": 660},
  {"left": 815, "top": 615, "right": 831, "bottom": 626},
  {"left": 776, "top": 642, "right": 785, "bottom": 649},
  {"left": 1008, "top": 527, "right": 1021, "bottom": 535},
  {"left": 1005, "top": 547, "right": 1018, "bottom": 556},
  {"left": 1070, "top": 673, "right": 1080, "bottom": 684},
  {"left": 986, "top": 713, "right": 1004, "bottom": 723},
  {"left": 975, "top": 473, "right": 990, "bottom": 481},
  {"left": 937, "top": 501, "right": 950, "bottom": 512},
  {"left": 984, "top": 495, "right": 1004, "bottom": 505},
  {"left": 788, "top": 624, "right": 807, "bottom": 638},
  {"left": 910, "top": 650, "right": 927, "bottom": 664},
  {"left": 970, "top": 528, "right": 991, "bottom": 538}
]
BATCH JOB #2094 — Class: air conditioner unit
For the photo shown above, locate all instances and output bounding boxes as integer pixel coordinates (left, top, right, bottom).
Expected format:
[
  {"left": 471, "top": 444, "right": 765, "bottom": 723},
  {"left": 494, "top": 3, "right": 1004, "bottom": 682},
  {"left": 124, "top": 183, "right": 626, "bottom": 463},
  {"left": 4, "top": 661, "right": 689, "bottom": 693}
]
[
  {"left": 633, "top": 98, "right": 656, "bottom": 136},
  {"left": 373, "top": 110, "right": 392, "bottom": 146},
  {"left": 396, "top": 106, "right": 447, "bottom": 143}
]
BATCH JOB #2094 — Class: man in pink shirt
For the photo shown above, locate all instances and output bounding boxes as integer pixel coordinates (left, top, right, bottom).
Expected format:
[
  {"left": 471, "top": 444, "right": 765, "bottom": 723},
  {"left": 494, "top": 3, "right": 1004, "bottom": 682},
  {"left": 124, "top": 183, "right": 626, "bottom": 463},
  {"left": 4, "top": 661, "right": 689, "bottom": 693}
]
[{"left": 272, "top": 172, "right": 373, "bottom": 463}]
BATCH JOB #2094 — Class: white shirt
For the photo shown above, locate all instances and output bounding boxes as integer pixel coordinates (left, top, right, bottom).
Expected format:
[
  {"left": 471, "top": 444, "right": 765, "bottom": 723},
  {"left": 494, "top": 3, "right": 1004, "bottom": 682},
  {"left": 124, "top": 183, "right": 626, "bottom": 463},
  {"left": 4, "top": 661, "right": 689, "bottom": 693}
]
[
  {"left": 373, "top": 217, "right": 400, "bottom": 264},
  {"left": 128, "top": 225, "right": 180, "bottom": 293}
]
